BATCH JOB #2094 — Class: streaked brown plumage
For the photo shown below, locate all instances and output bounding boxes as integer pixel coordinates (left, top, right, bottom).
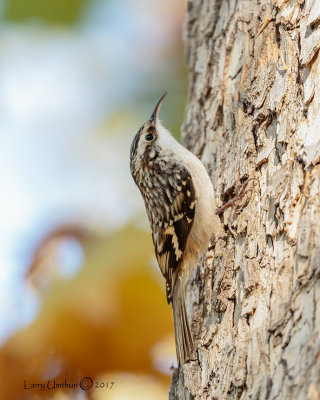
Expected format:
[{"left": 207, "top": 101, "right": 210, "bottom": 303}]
[{"left": 130, "top": 93, "right": 219, "bottom": 366}]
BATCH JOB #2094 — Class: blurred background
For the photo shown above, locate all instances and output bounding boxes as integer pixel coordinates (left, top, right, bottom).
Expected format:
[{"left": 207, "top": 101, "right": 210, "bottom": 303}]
[{"left": 0, "top": 0, "right": 187, "bottom": 398}]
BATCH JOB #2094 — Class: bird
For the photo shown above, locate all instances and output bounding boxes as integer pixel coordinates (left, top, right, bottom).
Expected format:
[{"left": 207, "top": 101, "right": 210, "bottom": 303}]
[{"left": 130, "top": 93, "right": 220, "bottom": 366}]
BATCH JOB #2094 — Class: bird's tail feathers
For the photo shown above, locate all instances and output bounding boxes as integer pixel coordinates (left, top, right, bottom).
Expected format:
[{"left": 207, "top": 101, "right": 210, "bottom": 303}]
[{"left": 172, "top": 280, "right": 194, "bottom": 366}]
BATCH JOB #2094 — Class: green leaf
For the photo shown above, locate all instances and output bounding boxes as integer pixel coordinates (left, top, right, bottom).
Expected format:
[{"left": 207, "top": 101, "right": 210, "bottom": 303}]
[{"left": 3, "top": 0, "right": 90, "bottom": 26}]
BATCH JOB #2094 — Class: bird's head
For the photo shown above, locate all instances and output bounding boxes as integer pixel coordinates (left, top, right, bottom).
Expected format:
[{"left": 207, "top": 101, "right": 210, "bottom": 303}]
[{"left": 130, "top": 93, "right": 170, "bottom": 170}]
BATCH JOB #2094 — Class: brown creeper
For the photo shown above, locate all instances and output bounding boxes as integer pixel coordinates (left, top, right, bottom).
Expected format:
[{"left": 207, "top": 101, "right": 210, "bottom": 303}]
[{"left": 130, "top": 93, "right": 219, "bottom": 366}]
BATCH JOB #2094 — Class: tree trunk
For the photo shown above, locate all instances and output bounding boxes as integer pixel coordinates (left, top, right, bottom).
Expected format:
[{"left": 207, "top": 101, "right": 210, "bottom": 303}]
[{"left": 170, "top": 1, "right": 320, "bottom": 399}]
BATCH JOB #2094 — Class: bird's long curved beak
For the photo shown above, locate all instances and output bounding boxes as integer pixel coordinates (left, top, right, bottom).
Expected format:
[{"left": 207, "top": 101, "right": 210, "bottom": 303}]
[{"left": 149, "top": 92, "right": 167, "bottom": 123}]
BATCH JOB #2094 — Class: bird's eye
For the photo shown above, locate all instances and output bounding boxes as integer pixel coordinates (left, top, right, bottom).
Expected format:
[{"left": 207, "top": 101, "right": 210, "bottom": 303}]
[{"left": 145, "top": 133, "right": 154, "bottom": 142}]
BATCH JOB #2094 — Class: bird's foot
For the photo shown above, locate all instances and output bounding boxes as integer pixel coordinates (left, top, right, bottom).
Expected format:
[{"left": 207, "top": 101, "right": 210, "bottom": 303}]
[{"left": 216, "top": 176, "right": 258, "bottom": 237}]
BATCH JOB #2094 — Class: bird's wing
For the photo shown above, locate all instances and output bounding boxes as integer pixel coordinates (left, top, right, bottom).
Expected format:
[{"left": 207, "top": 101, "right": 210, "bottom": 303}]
[{"left": 150, "top": 164, "right": 196, "bottom": 303}]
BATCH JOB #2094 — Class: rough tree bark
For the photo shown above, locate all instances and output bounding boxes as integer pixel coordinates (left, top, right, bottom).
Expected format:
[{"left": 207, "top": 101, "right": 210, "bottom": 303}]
[{"left": 169, "top": 1, "right": 320, "bottom": 399}]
